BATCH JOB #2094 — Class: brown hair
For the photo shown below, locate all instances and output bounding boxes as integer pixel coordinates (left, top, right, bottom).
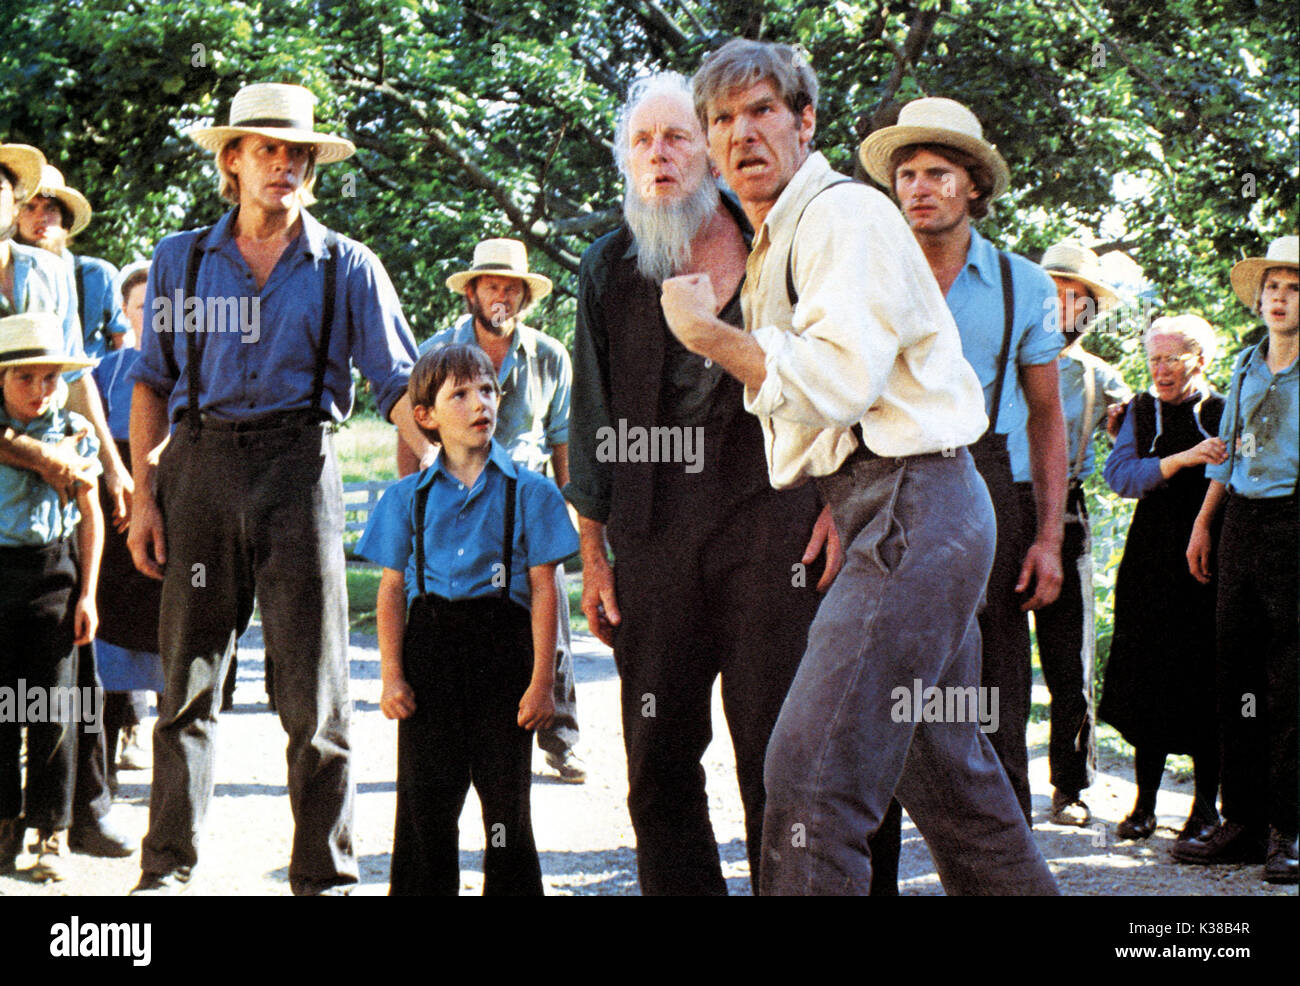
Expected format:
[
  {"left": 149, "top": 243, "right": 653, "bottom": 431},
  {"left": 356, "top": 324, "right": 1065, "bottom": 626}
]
[
  {"left": 120, "top": 266, "right": 149, "bottom": 306},
  {"left": 888, "top": 142, "right": 996, "bottom": 220},
  {"left": 463, "top": 276, "right": 533, "bottom": 316},
  {"left": 692, "top": 38, "right": 817, "bottom": 132},
  {"left": 407, "top": 342, "right": 500, "bottom": 444}
]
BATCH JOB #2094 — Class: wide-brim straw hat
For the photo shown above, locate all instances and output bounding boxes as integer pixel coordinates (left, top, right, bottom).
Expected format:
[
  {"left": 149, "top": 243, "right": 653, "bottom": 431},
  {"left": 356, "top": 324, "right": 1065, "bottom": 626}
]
[
  {"left": 0, "top": 143, "right": 46, "bottom": 203},
  {"left": 1041, "top": 240, "right": 1121, "bottom": 313},
  {"left": 187, "top": 83, "right": 355, "bottom": 164},
  {"left": 0, "top": 312, "right": 96, "bottom": 371},
  {"left": 858, "top": 97, "right": 1010, "bottom": 200},
  {"left": 1229, "top": 235, "right": 1299, "bottom": 308},
  {"left": 446, "top": 238, "right": 553, "bottom": 303},
  {"left": 31, "top": 164, "right": 92, "bottom": 237}
]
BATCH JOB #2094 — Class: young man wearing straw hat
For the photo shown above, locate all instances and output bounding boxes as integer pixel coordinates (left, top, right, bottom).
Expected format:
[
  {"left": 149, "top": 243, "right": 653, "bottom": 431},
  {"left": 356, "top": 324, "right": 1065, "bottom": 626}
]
[
  {"left": 662, "top": 38, "right": 1057, "bottom": 895},
  {"left": 859, "top": 98, "right": 1069, "bottom": 823},
  {"left": 1008, "top": 241, "right": 1130, "bottom": 826},
  {"left": 1181, "top": 234, "right": 1298, "bottom": 884},
  {"left": 396, "top": 237, "right": 586, "bottom": 783},
  {"left": 16, "top": 164, "right": 132, "bottom": 358},
  {"left": 126, "top": 82, "right": 428, "bottom": 895}
]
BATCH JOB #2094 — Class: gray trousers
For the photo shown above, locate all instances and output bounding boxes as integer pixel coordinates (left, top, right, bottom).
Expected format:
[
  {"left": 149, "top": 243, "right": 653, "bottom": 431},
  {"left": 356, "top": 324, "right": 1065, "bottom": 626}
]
[
  {"left": 142, "top": 417, "right": 358, "bottom": 894},
  {"left": 760, "top": 449, "right": 1058, "bottom": 896},
  {"left": 535, "top": 566, "right": 578, "bottom": 758}
]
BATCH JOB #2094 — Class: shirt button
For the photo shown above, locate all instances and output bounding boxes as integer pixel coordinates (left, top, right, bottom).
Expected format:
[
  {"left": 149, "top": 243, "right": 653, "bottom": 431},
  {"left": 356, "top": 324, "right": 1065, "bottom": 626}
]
[{"left": 457, "top": 548, "right": 464, "bottom": 556}]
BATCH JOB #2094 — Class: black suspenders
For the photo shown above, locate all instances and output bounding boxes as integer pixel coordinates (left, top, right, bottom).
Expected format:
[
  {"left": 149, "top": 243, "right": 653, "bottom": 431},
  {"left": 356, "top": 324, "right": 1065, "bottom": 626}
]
[
  {"left": 412, "top": 473, "right": 517, "bottom": 601},
  {"left": 169, "top": 222, "right": 340, "bottom": 436},
  {"left": 987, "top": 251, "right": 1015, "bottom": 434}
]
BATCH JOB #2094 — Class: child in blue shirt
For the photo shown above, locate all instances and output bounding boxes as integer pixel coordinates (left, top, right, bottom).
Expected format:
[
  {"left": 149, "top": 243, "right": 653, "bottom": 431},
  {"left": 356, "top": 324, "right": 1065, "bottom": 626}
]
[
  {"left": 0, "top": 311, "right": 103, "bottom": 881},
  {"left": 358, "top": 342, "right": 578, "bottom": 895}
]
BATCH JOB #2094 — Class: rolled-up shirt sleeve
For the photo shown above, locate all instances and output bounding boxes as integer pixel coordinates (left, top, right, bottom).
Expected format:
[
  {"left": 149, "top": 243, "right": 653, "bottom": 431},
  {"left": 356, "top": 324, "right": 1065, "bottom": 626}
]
[
  {"left": 345, "top": 244, "right": 416, "bottom": 420},
  {"left": 544, "top": 343, "right": 572, "bottom": 448},
  {"left": 1103, "top": 404, "right": 1165, "bottom": 498},
  {"left": 131, "top": 233, "right": 185, "bottom": 398}
]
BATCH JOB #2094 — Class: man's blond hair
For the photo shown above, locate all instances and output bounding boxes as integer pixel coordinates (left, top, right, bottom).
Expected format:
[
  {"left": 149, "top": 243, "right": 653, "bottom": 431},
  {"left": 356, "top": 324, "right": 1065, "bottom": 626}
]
[{"left": 217, "top": 136, "right": 319, "bottom": 206}]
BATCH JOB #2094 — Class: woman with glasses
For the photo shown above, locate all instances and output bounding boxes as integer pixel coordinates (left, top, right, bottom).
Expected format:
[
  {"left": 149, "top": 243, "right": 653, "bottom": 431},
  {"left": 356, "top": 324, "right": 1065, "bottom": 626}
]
[{"left": 1100, "top": 315, "right": 1227, "bottom": 846}]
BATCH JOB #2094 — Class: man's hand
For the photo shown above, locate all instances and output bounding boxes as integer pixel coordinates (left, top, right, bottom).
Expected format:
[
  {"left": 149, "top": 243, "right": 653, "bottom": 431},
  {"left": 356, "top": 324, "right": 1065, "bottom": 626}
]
[
  {"left": 1187, "top": 522, "right": 1214, "bottom": 585},
  {"left": 74, "top": 596, "right": 98, "bottom": 647},
  {"left": 802, "top": 504, "right": 844, "bottom": 592},
  {"left": 380, "top": 676, "right": 417, "bottom": 720},
  {"left": 103, "top": 462, "right": 135, "bottom": 531},
  {"left": 1105, "top": 400, "right": 1129, "bottom": 440},
  {"left": 661, "top": 274, "right": 720, "bottom": 355},
  {"left": 517, "top": 681, "right": 556, "bottom": 731},
  {"left": 1016, "top": 540, "right": 1063, "bottom": 611},
  {"left": 580, "top": 552, "right": 621, "bottom": 648},
  {"left": 127, "top": 493, "right": 167, "bottom": 580},
  {"left": 33, "top": 429, "right": 97, "bottom": 504}
]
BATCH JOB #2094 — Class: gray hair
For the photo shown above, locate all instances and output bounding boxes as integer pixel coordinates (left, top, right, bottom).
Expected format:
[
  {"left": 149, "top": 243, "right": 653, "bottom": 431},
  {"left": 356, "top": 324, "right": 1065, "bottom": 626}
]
[
  {"left": 612, "top": 72, "right": 697, "bottom": 182},
  {"left": 691, "top": 38, "right": 818, "bottom": 132},
  {"left": 1144, "top": 314, "right": 1219, "bottom": 365}
]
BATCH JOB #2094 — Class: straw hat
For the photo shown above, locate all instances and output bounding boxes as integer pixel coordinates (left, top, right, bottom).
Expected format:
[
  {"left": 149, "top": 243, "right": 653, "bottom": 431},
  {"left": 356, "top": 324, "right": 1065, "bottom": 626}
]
[
  {"left": 0, "top": 312, "right": 96, "bottom": 371},
  {"left": 858, "top": 97, "right": 1010, "bottom": 199},
  {"left": 446, "top": 239, "right": 553, "bottom": 302},
  {"left": 0, "top": 143, "right": 46, "bottom": 203},
  {"left": 187, "top": 83, "right": 355, "bottom": 164},
  {"left": 1229, "top": 235, "right": 1298, "bottom": 309},
  {"left": 1041, "top": 240, "right": 1121, "bottom": 312},
  {"left": 30, "top": 164, "right": 92, "bottom": 237}
]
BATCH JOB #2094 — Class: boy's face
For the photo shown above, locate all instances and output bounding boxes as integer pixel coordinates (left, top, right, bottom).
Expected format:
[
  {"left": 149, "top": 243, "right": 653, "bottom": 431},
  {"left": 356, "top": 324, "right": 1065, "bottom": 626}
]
[
  {"left": 2, "top": 362, "right": 62, "bottom": 424},
  {"left": 416, "top": 372, "right": 498, "bottom": 452},
  {"left": 1259, "top": 268, "right": 1299, "bottom": 334}
]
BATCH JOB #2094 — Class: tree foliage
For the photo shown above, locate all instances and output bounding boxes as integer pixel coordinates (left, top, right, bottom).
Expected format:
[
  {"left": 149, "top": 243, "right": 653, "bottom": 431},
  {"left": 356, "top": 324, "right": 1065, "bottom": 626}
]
[{"left": 2, "top": 0, "right": 1296, "bottom": 354}]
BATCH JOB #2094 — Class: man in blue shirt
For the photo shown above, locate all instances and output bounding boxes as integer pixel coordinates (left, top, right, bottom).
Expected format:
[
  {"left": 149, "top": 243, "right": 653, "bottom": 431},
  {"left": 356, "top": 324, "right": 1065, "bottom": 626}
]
[
  {"left": 125, "top": 83, "right": 430, "bottom": 895},
  {"left": 396, "top": 238, "right": 584, "bottom": 782},
  {"left": 861, "top": 98, "right": 1068, "bottom": 822},
  {"left": 15, "top": 164, "right": 132, "bottom": 359},
  {"left": 1181, "top": 235, "right": 1298, "bottom": 884}
]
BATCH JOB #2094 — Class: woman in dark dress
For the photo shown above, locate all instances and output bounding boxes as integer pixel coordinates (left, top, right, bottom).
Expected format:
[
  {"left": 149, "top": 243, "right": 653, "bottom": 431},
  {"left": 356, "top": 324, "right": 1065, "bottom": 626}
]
[{"left": 1101, "top": 315, "right": 1227, "bottom": 844}]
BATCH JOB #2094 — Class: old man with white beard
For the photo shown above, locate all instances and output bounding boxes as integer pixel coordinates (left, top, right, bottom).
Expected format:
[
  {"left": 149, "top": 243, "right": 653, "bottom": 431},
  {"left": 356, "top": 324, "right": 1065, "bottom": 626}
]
[{"left": 565, "top": 72, "right": 900, "bottom": 895}]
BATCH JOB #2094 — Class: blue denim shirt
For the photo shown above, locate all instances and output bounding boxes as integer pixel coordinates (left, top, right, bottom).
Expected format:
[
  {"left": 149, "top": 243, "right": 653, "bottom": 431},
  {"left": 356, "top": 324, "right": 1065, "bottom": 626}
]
[
  {"left": 357, "top": 439, "right": 578, "bottom": 608},
  {"left": 0, "top": 402, "right": 100, "bottom": 546},
  {"left": 2, "top": 241, "right": 87, "bottom": 384},
  {"left": 945, "top": 228, "right": 1063, "bottom": 437},
  {"left": 132, "top": 209, "right": 416, "bottom": 422},
  {"left": 1206, "top": 338, "right": 1299, "bottom": 498},
  {"left": 70, "top": 253, "right": 131, "bottom": 360},
  {"left": 92, "top": 346, "right": 140, "bottom": 442},
  {"left": 420, "top": 315, "right": 571, "bottom": 475}
]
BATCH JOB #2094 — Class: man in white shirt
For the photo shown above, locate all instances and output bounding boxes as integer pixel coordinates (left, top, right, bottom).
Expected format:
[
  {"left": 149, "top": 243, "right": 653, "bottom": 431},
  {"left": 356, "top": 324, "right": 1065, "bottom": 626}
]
[{"left": 660, "top": 38, "right": 1057, "bottom": 895}]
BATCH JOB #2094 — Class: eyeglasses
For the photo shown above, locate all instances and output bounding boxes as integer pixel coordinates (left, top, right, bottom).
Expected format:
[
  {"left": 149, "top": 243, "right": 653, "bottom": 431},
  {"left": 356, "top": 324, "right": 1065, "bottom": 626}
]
[{"left": 1148, "top": 353, "right": 1197, "bottom": 369}]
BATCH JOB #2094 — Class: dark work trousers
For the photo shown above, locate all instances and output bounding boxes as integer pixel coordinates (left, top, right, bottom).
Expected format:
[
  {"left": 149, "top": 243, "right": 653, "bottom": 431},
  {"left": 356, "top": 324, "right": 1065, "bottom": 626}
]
[
  {"left": 611, "top": 479, "right": 827, "bottom": 895},
  {"left": 1215, "top": 493, "right": 1298, "bottom": 837},
  {"left": 71, "top": 641, "right": 112, "bottom": 830},
  {"left": 761, "top": 449, "right": 1058, "bottom": 895},
  {"left": 969, "top": 432, "right": 1034, "bottom": 821},
  {"left": 0, "top": 540, "right": 79, "bottom": 832},
  {"left": 535, "top": 565, "right": 578, "bottom": 758},
  {"left": 141, "top": 414, "right": 357, "bottom": 894},
  {"left": 391, "top": 595, "right": 542, "bottom": 896},
  {"left": 1017, "top": 482, "right": 1096, "bottom": 797}
]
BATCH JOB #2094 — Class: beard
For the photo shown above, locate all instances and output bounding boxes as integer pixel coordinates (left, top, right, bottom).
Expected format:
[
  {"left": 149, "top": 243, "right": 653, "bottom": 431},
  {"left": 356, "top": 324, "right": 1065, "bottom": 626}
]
[
  {"left": 623, "top": 175, "right": 719, "bottom": 283},
  {"left": 468, "top": 297, "right": 517, "bottom": 337},
  {"left": 16, "top": 229, "right": 67, "bottom": 254}
]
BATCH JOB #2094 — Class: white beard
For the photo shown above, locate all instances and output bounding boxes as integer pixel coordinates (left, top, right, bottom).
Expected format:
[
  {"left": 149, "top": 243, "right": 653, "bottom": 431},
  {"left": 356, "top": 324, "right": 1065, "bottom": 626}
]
[{"left": 624, "top": 177, "right": 719, "bottom": 283}]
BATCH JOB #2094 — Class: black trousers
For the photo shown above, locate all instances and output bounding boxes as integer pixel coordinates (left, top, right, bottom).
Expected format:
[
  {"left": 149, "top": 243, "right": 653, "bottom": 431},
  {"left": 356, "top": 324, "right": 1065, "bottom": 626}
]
[
  {"left": 71, "top": 641, "right": 112, "bottom": 829},
  {"left": 1017, "top": 483, "right": 1096, "bottom": 797},
  {"left": 391, "top": 594, "right": 542, "bottom": 896},
  {"left": 1216, "top": 494, "right": 1298, "bottom": 836},
  {"left": 0, "top": 540, "right": 79, "bottom": 831}
]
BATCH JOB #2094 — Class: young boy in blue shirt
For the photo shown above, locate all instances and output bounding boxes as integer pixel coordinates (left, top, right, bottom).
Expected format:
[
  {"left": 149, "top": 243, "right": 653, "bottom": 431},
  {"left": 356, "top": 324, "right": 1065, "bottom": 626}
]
[
  {"left": 358, "top": 342, "right": 578, "bottom": 895},
  {"left": 0, "top": 311, "right": 103, "bottom": 882}
]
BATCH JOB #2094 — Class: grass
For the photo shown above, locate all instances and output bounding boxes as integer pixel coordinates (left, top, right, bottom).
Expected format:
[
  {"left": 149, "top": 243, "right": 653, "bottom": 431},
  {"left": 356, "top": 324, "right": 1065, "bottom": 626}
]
[{"left": 335, "top": 413, "right": 399, "bottom": 483}]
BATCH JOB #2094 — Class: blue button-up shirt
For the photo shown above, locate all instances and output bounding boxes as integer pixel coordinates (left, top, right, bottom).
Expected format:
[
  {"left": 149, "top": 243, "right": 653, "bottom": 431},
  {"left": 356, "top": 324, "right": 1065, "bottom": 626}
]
[
  {"left": 1009, "top": 345, "right": 1130, "bottom": 482},
  {"left": 420, "top": 315, "right": 571, "bottom": 475},
  {"left": 69, "top": 253, "right": 131, "bottom": 360},
  {"left": 945, "top": 228, "right": 1063, "bottom": 438},
  {"left": 357, "top": 440, "right": 578, "bottom": 608},
  {"left": 1206, "top": 338, "right": 1299, "bottom": 498},
  {"left": 2, "top": 241, "right": 87, "bottom": 384},
  {"left": 132, "top": 209, "right": 416, "bottom": 422},
  {"left": 0, "top": 403, "right": 100, "bottom": 546},
  {"left": 92, "top": 346, "right": 140, "bottom": 441}
]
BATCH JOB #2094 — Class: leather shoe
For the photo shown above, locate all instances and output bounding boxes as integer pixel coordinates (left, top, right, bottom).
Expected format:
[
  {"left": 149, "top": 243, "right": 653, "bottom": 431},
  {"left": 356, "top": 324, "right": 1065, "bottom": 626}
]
[
  {"left": 1050, "top": 790, "right": 1092, "bottom": 827},
  {"left": 1116, "top": 808, "right": 1157, "bottom": 841},
  {"left": 131, "top": 867, "right": 193, "bottom": 896},
  {"left": 1264, "top": 828, "right": 1298, "bottom": 885},
  {"left": 1177, "top": 813, "right": 1219, "bottom": 844},
  {"left": 69, "top": 814, "right": 138, "bottom": 858},
  {"left": 1172, "top": 821, "right": 1266, "bottom": 865}
]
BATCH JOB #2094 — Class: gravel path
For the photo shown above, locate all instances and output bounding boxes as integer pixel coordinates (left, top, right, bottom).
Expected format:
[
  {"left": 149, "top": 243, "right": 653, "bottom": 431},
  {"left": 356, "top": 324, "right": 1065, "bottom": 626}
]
[{"left": 2, "top": 622, "right": 1293, "bottom": 897}]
